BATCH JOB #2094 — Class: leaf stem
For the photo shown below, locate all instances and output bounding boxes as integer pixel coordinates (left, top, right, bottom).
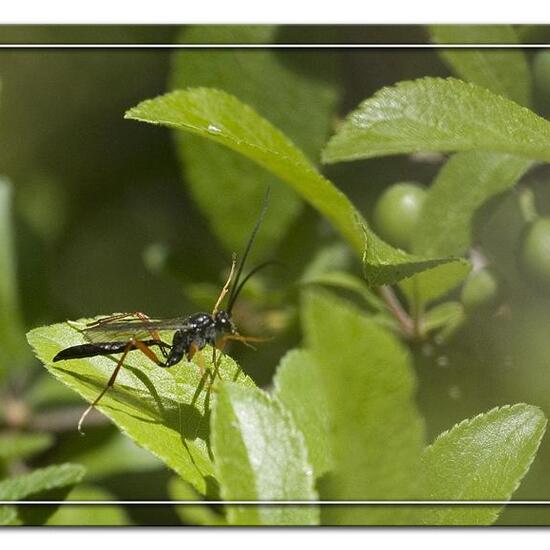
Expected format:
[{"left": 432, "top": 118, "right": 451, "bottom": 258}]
[
  {"left": 378, "top": 286, "right": 415, "bottom": 338},
  {"left": 411, "top": 277, "right": 426, "bottom": 340}
]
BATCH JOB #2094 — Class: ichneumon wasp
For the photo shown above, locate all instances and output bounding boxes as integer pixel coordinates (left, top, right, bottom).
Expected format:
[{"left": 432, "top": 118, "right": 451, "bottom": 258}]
[{"left": 53, "top": 188, "right": 272, "bottom": 433}]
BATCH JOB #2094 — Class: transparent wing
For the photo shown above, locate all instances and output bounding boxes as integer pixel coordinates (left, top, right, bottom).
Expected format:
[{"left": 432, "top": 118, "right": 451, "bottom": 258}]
[{"left": 83, "top": 316, "right": 192, "bottom": 343}]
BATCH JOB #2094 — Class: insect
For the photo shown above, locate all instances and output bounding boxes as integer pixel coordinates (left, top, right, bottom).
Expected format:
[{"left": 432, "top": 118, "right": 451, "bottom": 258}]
[{"left": 53, "top": 189, "right": 272, "bottom": 433}]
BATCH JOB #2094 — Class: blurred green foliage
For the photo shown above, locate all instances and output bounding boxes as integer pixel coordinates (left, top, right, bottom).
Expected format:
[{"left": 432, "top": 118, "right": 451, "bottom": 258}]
[{"left": 2, "top": 24, "right": 550, "bottom": 526}]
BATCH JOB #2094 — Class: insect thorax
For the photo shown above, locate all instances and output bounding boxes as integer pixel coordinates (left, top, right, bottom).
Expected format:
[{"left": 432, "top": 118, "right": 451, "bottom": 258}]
[{"left": 186, "top": 312, "right": 215, "bottom": 329}]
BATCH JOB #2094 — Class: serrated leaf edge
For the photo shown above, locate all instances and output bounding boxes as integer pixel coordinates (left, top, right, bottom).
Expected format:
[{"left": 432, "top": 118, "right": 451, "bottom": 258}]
[
  {"left": 425, "top": 403, "right": 547, "bottom": 501},
  {"left": 322, "top": 76, "right": 548, "bottom": 164}
]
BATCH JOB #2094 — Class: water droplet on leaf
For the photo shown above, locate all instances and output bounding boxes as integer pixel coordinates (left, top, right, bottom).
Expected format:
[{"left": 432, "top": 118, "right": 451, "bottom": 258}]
[{"left": 207, "top": 124, "right": 222, "bottom": 134}]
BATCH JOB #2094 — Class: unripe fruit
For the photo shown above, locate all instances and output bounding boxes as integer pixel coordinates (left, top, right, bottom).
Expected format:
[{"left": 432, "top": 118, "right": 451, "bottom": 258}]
[
  {"left": 520, "top": 217, "right": 550, "bottom": 290},
  {"left": 461, "top": 268, "right": 500, "bottom": 313},
  {"left": 373, "top": 182, "right": 426, "bottom": 251}
]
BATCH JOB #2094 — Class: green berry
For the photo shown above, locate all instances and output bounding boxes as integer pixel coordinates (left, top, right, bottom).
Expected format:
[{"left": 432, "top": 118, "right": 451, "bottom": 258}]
[
  {"left": 373, "top": 182, "right": 426, "bottom": 251},
  {"left": 461, "top": 268, "right": 500, "bottom": 312},
  {"left": 520, "top": 217, "right": 550, "bottom": 290}
]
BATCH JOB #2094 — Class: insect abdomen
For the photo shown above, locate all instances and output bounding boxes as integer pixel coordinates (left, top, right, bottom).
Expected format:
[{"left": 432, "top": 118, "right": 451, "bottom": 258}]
[{"left": 53, "top": 340, "right": 162, "bottom": 362}]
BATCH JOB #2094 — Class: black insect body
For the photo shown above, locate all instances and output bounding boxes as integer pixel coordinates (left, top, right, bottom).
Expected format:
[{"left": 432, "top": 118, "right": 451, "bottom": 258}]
[
  {"left": 52, "top": 339, "right": 169, "bottom": 362},
  {"left": 53, "top": 190, "right": 271, "bottom": 432},
  {"left": 164, "top": 311, "right": 236, "bottom": 367},
  {"left": 52, "top": 311, "right": 236, "bottom": 366}
]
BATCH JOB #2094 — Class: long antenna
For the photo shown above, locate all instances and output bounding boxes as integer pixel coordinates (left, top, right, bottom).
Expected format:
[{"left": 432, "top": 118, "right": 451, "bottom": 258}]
[
  {"left": 227, "top": 261, "right": 281, "bottom": 315},
  {"left": 227, "top": 187, "right": 270, "bottom": 314}
]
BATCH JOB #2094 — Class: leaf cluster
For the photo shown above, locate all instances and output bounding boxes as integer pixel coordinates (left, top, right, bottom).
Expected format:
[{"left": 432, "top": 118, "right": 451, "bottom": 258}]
[{"left": 13, "top": 24, "right": 550, "bottom": 525}]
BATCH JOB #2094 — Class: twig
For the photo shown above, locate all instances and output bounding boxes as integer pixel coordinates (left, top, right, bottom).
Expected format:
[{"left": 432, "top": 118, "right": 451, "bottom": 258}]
[{"left": 377, "top": 286, "right": 415, "bottom": 338}]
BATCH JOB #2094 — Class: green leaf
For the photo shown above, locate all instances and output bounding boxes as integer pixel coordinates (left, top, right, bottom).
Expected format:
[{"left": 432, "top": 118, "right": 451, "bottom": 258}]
[
  {"left": 170, "top": 25, "right": 339, "bottom": 253},
  {"left": 272, "top": 349, "right": 332, "bottom": 478},
  {"left": 322, "top": 77, "right": 550, "bottom": 164},
  {"left": 429, "top": 25, "right": 531, "bottom": 106},
  {"left": 211, "top": 382, "right": 319, "bottom": 525},
  {"left": 421, "top": 301, "right": 465, "bottom": 335},
  {"left": 168, "top": 476, "right": 227, "bottom": 526},
  {"left": 301, "top": 270, "right": 386, "bottom": 313},
  {"left": 0, "top": 505, "right": 17, "bottom": 525},
  {"left": 299, "top": 243, "right": 385, "bottom": 311},
  {"left": 0, "top": 179, "right": 31, "bottom": 374},
  {"left": 46, "top": 485, "right": 131, "bottom": 526},
  {"left": 303, "top": 290, "right": 425, "bottom": 524},
  {"left": 126, "top": 88, "right": 364, "bottom": 254},
  {"left": 398, "top": 261, "right": 471, "bottom": 306},
  {"left": 0, "top": 432, "right": 54, "bottom": 462},
  {"left": 27, "top": 319, "right": 255, "bottom": 496},
  {"left": 361, "top": 225, "right": 469, "bottom": 291},
  {"left": 412, "top": 152, "right": 533, "bottom": 257},
  {"left": 407, "top": 33, "right": 532, "bottom": 300},
  {"left": 0, "top": 463, "right": 85, "bottom": 501},
  {"left": 421, "top": 404, "right": 547, "bottom": 525},
  {"left": 125, "top": 88, "right": 462, "bottom": 288},
  {"left": 300, "top": 242, "right": 354, "bottom": 282}
]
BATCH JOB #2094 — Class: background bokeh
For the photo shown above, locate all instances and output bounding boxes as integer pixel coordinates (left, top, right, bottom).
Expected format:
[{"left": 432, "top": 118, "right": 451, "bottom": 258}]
[{"left": 1, "top": 24, "right": 550, "bottom": 524}]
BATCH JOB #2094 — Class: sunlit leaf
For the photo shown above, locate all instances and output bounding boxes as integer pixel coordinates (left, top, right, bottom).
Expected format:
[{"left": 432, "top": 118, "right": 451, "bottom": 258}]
[
  {"left": 429, "top": 25, "right": 531, "bottom": 106},
  {"left": 125, "top": 88, "right": 462, "bottom": 288},
  {"left": 27, "top": 319, "right": 255, "bottom": 496},
  {"left": 420, "top": 404, "right": 547, "bottom": 525},
  {"left": 322, "top": 77, "right": 550, "bottom": 164},
  {"left": 212, "top": 382, "right": 319, "bottom": 525},
  {"left": 303, "top": 290, "right": 424, "bottom": 524},
  {"left": 272, "top": 349, "right": 332, "bottom": 477}
]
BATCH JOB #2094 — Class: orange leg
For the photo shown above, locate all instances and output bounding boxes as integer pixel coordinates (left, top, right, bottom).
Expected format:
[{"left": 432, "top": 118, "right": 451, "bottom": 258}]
[
  {"left": 186, "top": 341, "right": 200, "bottom": 362},
  {"left": 133, "top": 339, "right": 165, "bottom": 366},
  {"left": 220, "top": 333, "right": 272, "bottom": 350}
]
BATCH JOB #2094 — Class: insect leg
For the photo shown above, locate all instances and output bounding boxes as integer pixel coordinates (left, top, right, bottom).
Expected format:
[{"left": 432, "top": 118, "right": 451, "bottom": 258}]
[
  {"left": 186, "top": 341, "right": 200, "bottom": 362},
  {"left": 219, "top": 333, "right": 271, "bottom": 351},
  {"left": 132, "top": 339, "right": 166, "bottom": 366},
  {"left": 210, "top": 346, "right": 224, "bottom": 384},
  {"left": 77, "top": 340, "right": 133, "bottom": 434},
  {"left": 77, "top": 338, "right": 168, "bottom": 433}
]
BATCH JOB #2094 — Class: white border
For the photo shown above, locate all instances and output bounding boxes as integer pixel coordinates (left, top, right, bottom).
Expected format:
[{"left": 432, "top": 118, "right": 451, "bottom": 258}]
[{"left": 1, "top": 0, "right": 550, "bottom": 24}]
